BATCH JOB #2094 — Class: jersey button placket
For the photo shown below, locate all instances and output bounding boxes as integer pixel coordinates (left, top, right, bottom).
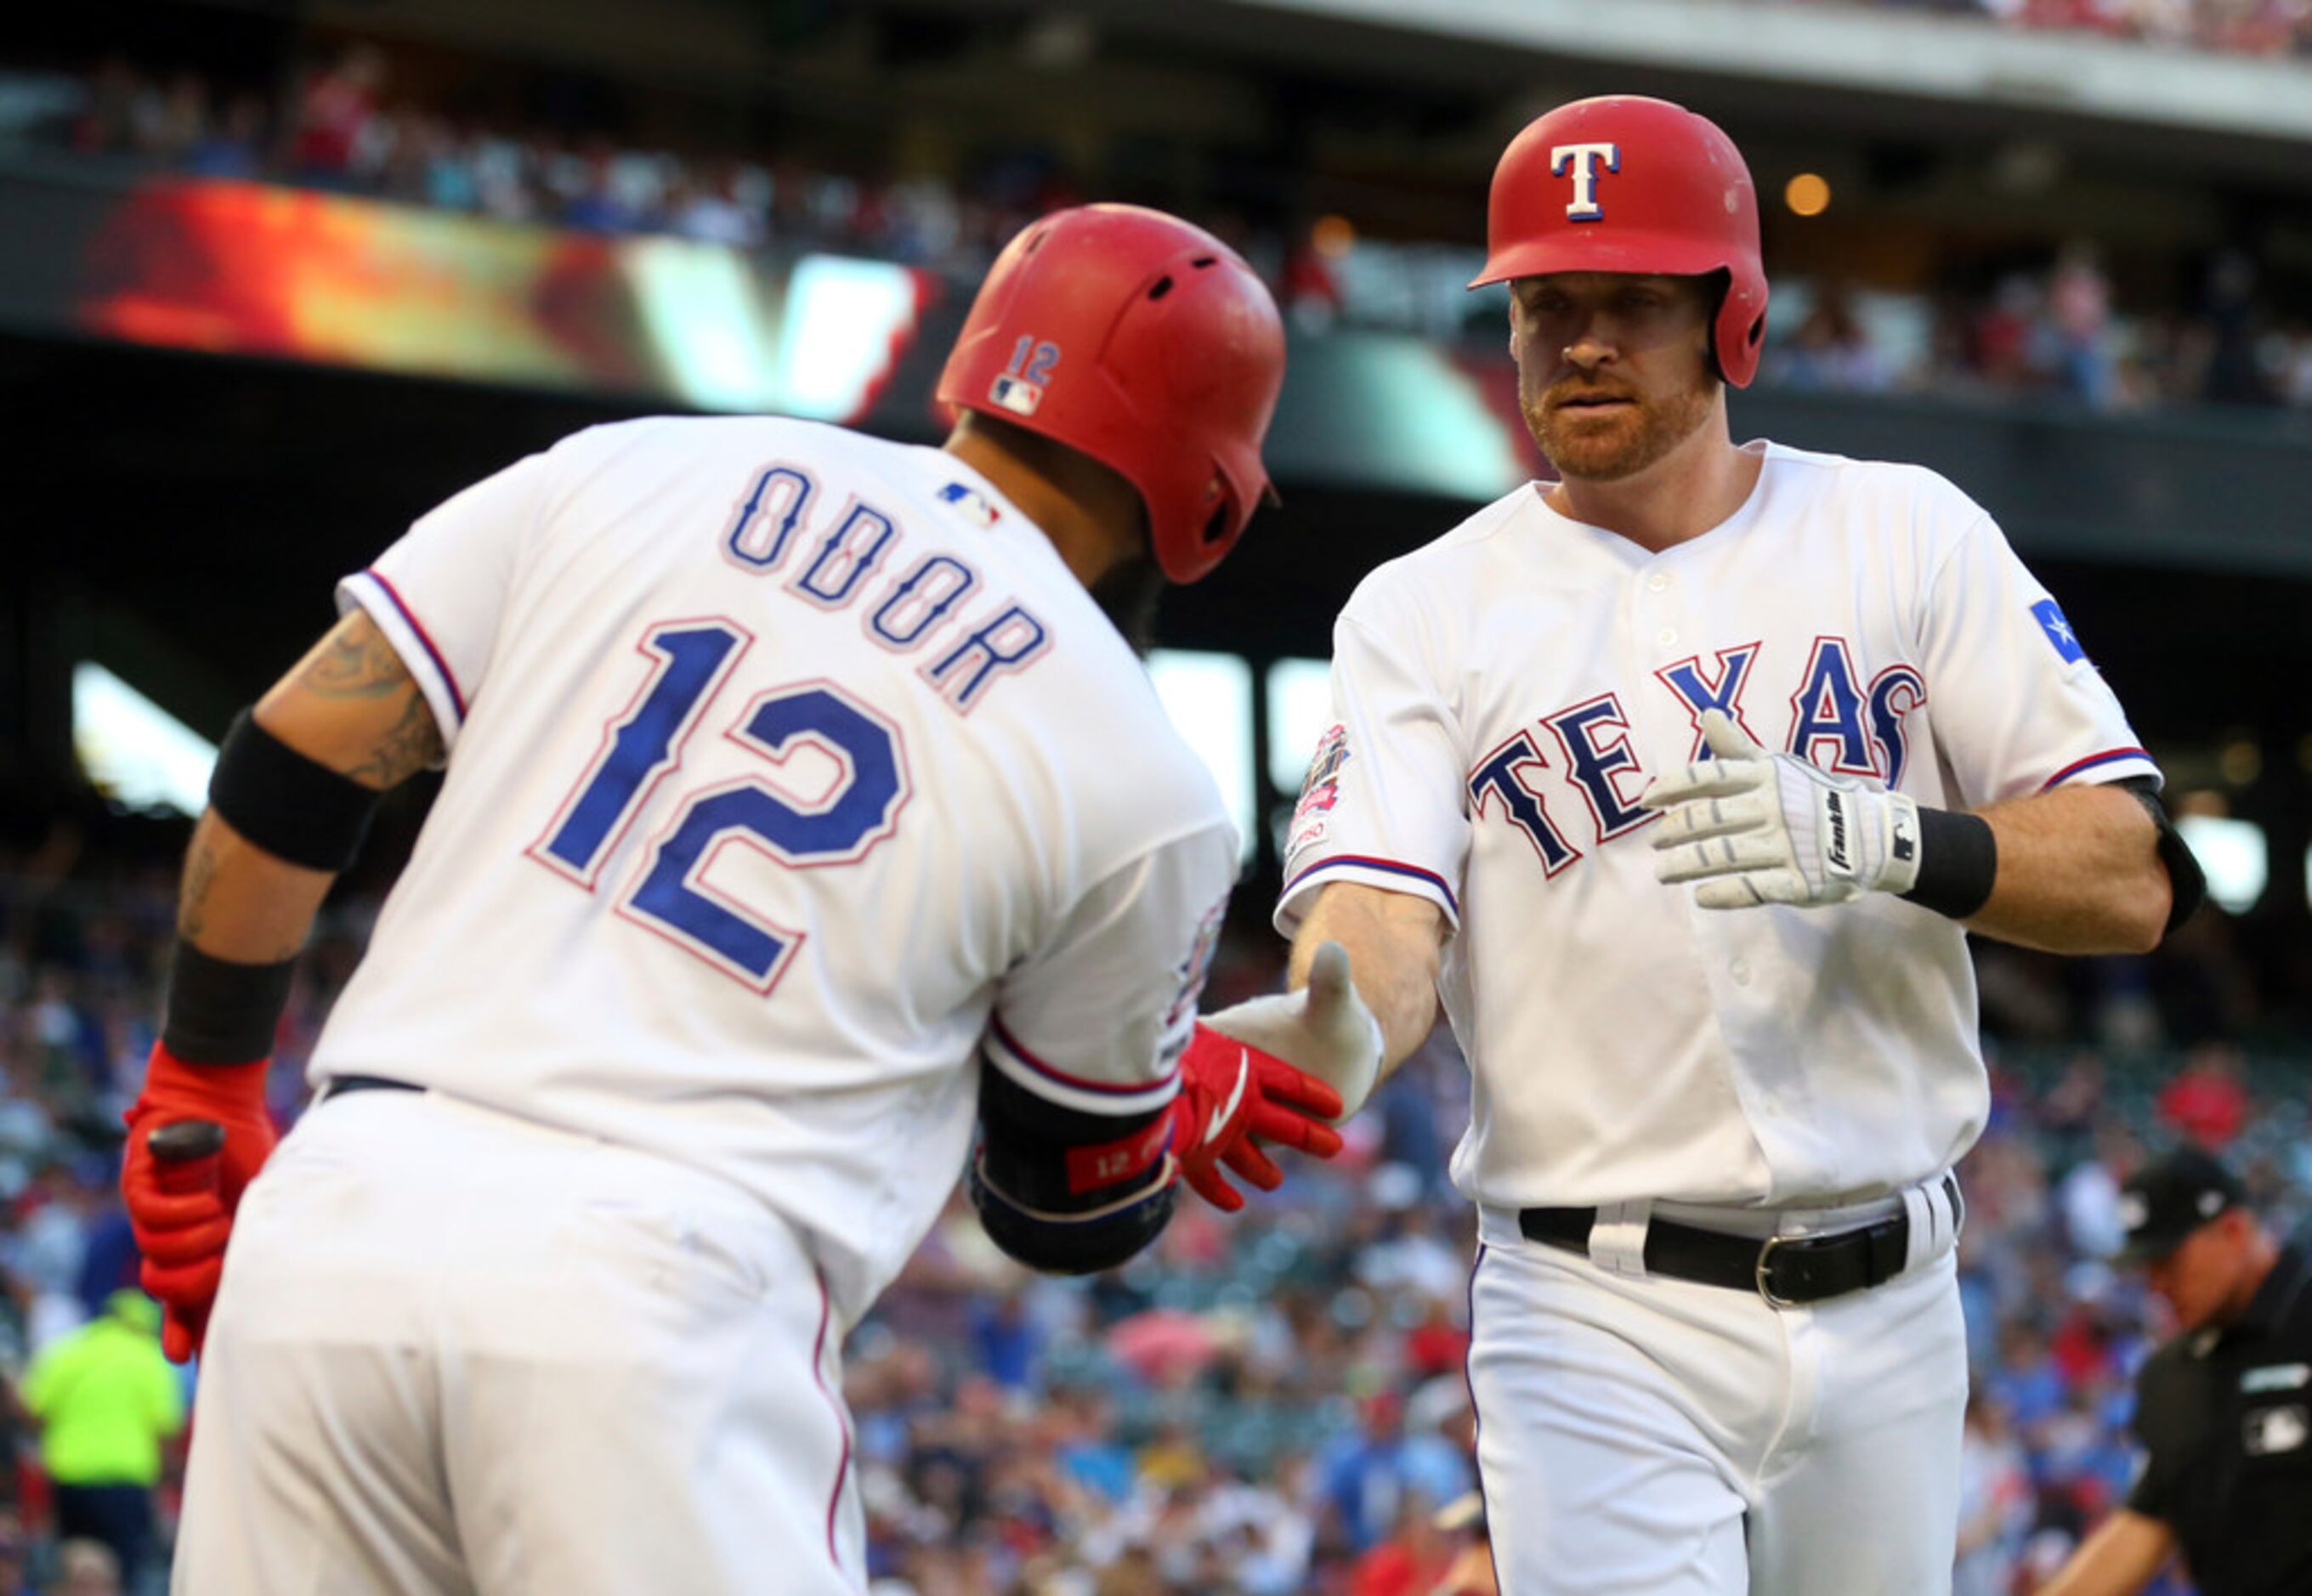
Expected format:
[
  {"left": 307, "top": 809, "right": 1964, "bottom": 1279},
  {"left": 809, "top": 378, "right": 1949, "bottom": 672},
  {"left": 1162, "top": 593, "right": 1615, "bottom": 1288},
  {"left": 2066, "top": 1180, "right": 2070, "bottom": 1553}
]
[{"left": 1640, "top": 567, "right": 1677, "bottom": 647}]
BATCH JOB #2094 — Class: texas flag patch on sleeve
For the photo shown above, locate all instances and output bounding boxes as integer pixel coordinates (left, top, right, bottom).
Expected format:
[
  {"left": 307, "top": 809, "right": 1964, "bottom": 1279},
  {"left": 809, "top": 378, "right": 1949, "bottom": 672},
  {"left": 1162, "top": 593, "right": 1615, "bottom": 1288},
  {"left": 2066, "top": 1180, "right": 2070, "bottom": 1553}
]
[{"left": 2032, "top": 598, "right": 2088, "bottom": 665}]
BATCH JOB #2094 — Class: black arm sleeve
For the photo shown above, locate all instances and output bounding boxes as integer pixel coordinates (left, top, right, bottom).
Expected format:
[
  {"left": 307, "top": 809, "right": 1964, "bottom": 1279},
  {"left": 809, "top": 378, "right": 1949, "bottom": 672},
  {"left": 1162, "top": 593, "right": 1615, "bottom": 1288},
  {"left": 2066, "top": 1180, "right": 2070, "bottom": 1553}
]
[
  {"left": 967, "top": 1054, "right": 1177, "bottom": 1276},
  {"left": 2115, "top": 777, "right": 2207, "bottom": 936}
]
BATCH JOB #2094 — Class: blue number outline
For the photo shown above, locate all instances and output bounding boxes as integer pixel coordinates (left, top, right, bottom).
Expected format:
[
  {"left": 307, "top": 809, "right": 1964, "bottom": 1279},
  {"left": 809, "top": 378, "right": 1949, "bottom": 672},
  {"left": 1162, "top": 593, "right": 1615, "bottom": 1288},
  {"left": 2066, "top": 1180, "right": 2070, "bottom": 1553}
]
[
  {"left": 526, "top": 618, "right": 753, "bottom": 890},
  {"left": 616, "top": 677, "right": 912, "bottom": 993}
]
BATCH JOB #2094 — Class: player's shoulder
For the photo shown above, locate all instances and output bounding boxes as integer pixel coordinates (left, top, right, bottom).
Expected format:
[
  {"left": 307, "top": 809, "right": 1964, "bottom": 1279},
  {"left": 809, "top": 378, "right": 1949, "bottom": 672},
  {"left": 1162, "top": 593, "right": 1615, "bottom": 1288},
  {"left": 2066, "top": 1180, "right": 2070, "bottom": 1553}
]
[
  {"left": 542, "top": 414, "right": 900, "bottom": 475},
  {"left": 1035, "top": 645, "right": 1236, "bottom": 860},
  {"left": 1759, "top": 442, "right": 1992, "bottom": 534},
  {"left": 1340, "top": 484, "right": 1536, "bottom": 625}
]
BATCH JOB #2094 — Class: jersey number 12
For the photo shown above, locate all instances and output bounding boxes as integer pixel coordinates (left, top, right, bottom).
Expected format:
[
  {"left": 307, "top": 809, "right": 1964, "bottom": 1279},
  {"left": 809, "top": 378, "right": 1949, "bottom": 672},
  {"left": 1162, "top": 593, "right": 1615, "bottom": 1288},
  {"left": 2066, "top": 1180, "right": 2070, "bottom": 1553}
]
[{"left": 529, "top": 618, "right": 910, "bottom": 992}]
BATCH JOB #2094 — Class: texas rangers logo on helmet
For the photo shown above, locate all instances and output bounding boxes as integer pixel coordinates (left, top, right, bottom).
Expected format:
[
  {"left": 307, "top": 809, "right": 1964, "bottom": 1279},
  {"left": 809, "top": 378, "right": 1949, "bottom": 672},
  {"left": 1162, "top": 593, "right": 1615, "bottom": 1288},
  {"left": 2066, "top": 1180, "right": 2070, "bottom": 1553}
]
[{"left": 1551, "top": 143, "right": 1620, "bottom": 221}]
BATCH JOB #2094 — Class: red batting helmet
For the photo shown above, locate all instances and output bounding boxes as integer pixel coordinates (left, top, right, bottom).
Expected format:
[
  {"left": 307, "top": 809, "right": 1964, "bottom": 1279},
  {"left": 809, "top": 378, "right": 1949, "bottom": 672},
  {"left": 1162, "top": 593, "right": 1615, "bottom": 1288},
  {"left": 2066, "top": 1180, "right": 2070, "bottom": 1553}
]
[
  {"left": 1470, "top": 96, "right": 1769, "bottom": 388},
  {"left": 938, "top": 204, "right": 1286, "bottom": 585}
]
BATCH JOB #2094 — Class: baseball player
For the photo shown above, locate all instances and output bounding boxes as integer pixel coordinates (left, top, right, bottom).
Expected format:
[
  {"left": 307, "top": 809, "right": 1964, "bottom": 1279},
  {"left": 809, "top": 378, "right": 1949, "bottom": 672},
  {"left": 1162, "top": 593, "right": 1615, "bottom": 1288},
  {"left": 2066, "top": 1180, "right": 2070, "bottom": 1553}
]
[
  {"left": 116, "top": 203, "right": 1358, "bottom": 1594},
  {"left": 1273, "top": 97, "right": 2206, "bottom": 1594}
]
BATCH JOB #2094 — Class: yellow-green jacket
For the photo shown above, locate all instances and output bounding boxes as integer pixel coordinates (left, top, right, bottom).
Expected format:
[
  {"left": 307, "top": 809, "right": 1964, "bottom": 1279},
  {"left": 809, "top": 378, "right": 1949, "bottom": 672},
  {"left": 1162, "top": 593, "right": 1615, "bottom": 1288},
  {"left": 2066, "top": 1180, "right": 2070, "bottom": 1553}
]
[{"left": 20, "top": 1293, "right": 184, "bottom": 1487}]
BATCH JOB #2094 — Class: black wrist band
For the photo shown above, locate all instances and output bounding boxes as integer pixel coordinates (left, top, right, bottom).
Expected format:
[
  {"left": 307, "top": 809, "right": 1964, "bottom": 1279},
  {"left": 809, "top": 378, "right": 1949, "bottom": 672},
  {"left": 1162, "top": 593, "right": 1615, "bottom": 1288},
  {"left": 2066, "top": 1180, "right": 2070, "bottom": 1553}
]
[
  {"left": 209, "top": 709, "right": 380, "bottom": 873},
  {"left": 1899, "top": 808, "right": 1998, "bottom": 920},
  {"left": 163, "top": 942, "right": 296, "bottom": 1064}
]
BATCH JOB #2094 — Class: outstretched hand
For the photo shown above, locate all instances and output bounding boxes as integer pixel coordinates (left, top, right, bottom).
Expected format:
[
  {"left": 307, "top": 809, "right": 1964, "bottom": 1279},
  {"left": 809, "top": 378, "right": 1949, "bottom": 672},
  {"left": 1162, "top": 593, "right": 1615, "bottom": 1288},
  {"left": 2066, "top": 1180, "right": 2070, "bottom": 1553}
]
[
  {"left": 1169, "top": 1023, "right": 1345, "bottom": 1214},
  {"left": 1200, "top": 941, "right": 1385, "bottom": 1123}
]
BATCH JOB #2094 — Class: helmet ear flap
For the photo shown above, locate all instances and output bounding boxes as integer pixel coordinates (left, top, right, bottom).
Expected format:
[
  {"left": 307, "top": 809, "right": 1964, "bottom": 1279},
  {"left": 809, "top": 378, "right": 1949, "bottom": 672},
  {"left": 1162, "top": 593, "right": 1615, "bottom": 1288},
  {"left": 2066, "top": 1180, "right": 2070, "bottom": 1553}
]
[{"left": 1703, "top": 268, "right": 1732, "bottom": 385}]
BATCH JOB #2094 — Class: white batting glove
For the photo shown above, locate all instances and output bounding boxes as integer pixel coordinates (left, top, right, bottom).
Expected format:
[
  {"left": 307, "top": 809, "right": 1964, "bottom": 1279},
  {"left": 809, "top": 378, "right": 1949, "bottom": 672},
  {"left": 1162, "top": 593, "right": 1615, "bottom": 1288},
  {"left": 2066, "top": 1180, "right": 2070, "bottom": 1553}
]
[
  {"left": 1640, "top": 710, "right": 1923, "bottom": 910},
  {"left": 1199, "top": 942, "right": 1384, "bottom": 1123}
]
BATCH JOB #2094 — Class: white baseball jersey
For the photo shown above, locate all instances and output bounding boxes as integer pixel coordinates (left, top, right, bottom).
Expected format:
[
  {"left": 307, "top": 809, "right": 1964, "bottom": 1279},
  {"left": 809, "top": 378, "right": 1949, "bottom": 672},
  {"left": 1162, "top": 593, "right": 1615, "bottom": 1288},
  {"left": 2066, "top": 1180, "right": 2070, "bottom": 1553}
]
[
  {"left": 322, "top": 416, "right": 1237, "bottom": 1323},
  {"left": 1278, "top": 440, "right": 2156, "bottom": 1212}
]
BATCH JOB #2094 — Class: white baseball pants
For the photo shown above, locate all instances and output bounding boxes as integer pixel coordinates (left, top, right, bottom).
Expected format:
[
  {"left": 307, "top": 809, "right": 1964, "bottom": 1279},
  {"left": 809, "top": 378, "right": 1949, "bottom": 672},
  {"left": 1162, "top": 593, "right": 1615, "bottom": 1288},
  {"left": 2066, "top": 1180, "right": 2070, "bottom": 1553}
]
[
  {"left": 172, "top": 1089, "right": 863, "bottom": 1595},
  {"left": 1467, "top": 1190, "right": 1968, "bottom": 1595}
]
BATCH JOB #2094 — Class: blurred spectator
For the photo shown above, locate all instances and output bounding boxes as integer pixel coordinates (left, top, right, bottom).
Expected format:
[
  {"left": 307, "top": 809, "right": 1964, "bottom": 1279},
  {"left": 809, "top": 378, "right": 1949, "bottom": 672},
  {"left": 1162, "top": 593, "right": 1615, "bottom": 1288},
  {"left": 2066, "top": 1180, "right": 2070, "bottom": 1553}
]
[
  {"left": 2054, "top": 1121, "right": 2140, "bottom": 1259},
  {"left": 0, "top": 1512, "right": 26, "bottom": 1596},
  {"left": 286, "top": 48, "right": 384, "bottom": 190},
  {"left": 1775, "top": 283, "right": 1893, "bottom": 392},
  {"left": 184, "top": 94, "right": 266, "bottom": 182},
  {"left": 1954, "top": 1392, "right": 2032, "bottom": 1596},
  {"left": 2156, "top": 1039, "right": 2249, "bottom": 1149},
  {"left": 1432, "top": 1491, "right": 1498, "bottom": 1595},
  {"left": 1282, "top": 227, "right": 1346, "bottom": 333},
  {"left": 1972, "top": 274, "right": 2046, "bottom": 389},
  {"left": 2042, "top": 243, "right": 2119, "bottom": 407},
  {"left": 667, "top": 167, "right": 767, "bottom": 249},
  {"left": 969, "top": 1291, "right": 1042, "bottom": 1395},
  {"left": 71, "top": 59, "right": 140, "bottom": 158},
  {"left": 1316, "top": 1389, "right": 1441, "bottom": 1554},
  {"left": 1349, "top": 1492, "right": 1454, "bottom": 1595},
  {"left": 558, "top": 142, "right": 643, "bottom": 233},
  {"left": 128, "top": 75, "right": 205, "bottom": 167},
  {"left": 2196, "top": 251, "right": 2275, "bottom": 406},
  {"left": 54, "top": 1539, "right": 122, "bottom": 1596},
  {"left": 17, "top": 1290, "right": 182, "bottom": 1589}
]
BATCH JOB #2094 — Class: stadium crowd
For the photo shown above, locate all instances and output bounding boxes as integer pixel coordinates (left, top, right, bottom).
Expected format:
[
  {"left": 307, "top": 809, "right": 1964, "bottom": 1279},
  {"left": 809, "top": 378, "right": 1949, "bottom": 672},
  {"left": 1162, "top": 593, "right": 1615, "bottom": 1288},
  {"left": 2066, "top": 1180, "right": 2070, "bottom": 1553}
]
[
  {"left": 3, "top": 45, "right": 2311, "bottom": 417},
  {"left": 1814, "top": 0, "right": 2312, "bottom": 56},
  {"left": 0, "top": 803, "right": 2306, "bottom": 1593}
]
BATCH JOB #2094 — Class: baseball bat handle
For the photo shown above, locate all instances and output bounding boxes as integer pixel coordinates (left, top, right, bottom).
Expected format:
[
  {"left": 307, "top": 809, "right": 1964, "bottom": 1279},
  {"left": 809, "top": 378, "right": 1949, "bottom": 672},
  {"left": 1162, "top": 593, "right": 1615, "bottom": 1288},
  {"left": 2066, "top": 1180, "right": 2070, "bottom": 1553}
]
[{"left": 146, "top": 1118, "right": 226, "bottom": 1197}]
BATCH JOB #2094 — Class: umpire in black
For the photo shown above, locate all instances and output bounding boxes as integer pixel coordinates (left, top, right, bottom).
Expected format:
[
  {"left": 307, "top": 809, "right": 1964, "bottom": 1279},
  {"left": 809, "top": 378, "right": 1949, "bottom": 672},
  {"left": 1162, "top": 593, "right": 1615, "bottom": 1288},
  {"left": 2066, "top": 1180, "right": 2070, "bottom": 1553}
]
[{"left": 2042, "top": 1148, "right": 2312, "bottom": 1595}]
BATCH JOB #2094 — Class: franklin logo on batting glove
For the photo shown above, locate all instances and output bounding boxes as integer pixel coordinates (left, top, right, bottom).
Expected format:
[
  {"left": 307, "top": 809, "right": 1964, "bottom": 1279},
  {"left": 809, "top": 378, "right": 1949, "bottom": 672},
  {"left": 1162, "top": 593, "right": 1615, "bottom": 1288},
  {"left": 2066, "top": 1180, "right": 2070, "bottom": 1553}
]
[{"left": 1642, "top": 709, "right": 1923, "bottom": 909}]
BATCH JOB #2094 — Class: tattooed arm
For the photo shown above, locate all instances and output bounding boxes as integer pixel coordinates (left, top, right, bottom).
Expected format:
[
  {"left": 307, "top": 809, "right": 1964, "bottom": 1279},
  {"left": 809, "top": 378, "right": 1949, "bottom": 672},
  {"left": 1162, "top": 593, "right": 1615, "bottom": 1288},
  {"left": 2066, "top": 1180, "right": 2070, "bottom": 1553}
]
[{"left": 178, "top": 611, "right": 443, "bottom": 963}]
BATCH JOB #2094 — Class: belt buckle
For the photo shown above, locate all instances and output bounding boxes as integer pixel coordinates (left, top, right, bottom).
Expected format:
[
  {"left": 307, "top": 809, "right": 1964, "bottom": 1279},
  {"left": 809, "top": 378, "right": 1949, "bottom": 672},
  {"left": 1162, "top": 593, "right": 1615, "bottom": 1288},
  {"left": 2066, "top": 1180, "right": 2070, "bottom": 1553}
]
[{"left": 1755, "top": 1234, "right": 1799, "bottom": 1309}]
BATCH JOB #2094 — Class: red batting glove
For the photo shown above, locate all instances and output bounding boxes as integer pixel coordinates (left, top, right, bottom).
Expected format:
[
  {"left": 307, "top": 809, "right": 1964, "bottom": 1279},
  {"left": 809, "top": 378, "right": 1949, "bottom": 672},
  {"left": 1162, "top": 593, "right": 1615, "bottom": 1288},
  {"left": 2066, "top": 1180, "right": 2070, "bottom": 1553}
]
[
  {"left": 121, "top": 1044, "right": 277, "bottom": 1361},
  {"left": 1169, "top": 1022, "right": 1346, "bottom": 1214}
]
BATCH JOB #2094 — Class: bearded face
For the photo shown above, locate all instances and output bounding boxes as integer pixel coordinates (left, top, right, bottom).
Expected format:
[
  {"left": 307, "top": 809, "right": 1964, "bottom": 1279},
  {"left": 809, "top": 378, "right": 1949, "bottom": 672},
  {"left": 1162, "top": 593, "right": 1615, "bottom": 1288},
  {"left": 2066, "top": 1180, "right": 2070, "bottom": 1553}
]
[{"left": 1510, "top": 273, "right": 1721, "bottom": 483}]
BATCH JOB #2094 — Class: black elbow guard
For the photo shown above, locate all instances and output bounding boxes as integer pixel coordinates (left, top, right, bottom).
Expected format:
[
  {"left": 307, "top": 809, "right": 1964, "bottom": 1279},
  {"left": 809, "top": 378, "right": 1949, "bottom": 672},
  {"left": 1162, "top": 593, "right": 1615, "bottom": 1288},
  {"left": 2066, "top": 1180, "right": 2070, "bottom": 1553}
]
[
  {"left": 969, "top": 1155, "right": 1176, "bottom": 1275},
  {"left": 2116, "top": 778, "right": 2207, "bottom": 934},
  {"left": 969, "top": 1048, "right": 1179, "bottom": 1274}
]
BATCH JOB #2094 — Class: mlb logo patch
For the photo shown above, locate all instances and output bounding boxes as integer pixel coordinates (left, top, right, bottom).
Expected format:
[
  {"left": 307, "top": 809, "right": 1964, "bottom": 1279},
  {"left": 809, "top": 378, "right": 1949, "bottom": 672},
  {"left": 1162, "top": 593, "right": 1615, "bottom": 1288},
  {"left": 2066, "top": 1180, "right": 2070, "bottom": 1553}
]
[
  {"left": 2032, "top": 599, "right": 2088, "bottom": 665},
  {"left": 937, "top": 481, "right": 1001, "bottom": 528},
  {"left": 2244, "top": 1404, "right": 2309, "bottom": 1457},
  {"left": 988, "top": 374, "right": 1044, "bottom": 416}
]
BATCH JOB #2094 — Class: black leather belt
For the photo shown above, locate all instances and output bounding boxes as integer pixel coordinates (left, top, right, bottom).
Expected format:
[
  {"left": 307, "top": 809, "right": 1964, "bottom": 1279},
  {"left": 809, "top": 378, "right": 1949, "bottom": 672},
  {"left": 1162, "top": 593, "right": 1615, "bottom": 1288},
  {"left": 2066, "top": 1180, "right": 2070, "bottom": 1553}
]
[
  {"left": 1519, "top": 1174, "right": 1961, "bottom": 1309},
  {"left": 319, "top": 1073, "right": 423, "bottom": 1103}
]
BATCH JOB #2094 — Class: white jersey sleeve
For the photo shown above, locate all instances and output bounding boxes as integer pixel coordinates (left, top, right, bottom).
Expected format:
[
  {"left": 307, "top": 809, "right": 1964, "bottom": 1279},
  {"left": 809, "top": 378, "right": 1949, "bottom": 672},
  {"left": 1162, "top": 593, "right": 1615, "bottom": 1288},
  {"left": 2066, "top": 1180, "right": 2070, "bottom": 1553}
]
[
  {"left": 1916, "top": 512, "right": 2157, "bottom": 805},
  {"left": 1274, "top": 606, "right": 1469, "bottom": 937},
  {"left": 335, "top": 445, "right": 555, "bottom": 753},
  {"left": 988, "top": 826, "right": 1237, "bottom": 1120}
]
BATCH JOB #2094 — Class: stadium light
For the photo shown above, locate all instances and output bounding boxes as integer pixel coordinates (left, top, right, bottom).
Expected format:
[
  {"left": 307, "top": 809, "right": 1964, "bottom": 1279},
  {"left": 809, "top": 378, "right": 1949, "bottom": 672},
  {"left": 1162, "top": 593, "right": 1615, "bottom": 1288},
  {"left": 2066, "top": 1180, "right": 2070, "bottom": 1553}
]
[
  {"left": 2175, "top": 814, "right": 2266, "bottom": 914},
  {"left": 1265, "top": 657, "right": 1334, "bottom": 795},
  {"left": 1147, "top": 651, "right": 1256, "bottom": 864},
  {"left": 73, "top": 662, "right": 217, "bottom": 816}
]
